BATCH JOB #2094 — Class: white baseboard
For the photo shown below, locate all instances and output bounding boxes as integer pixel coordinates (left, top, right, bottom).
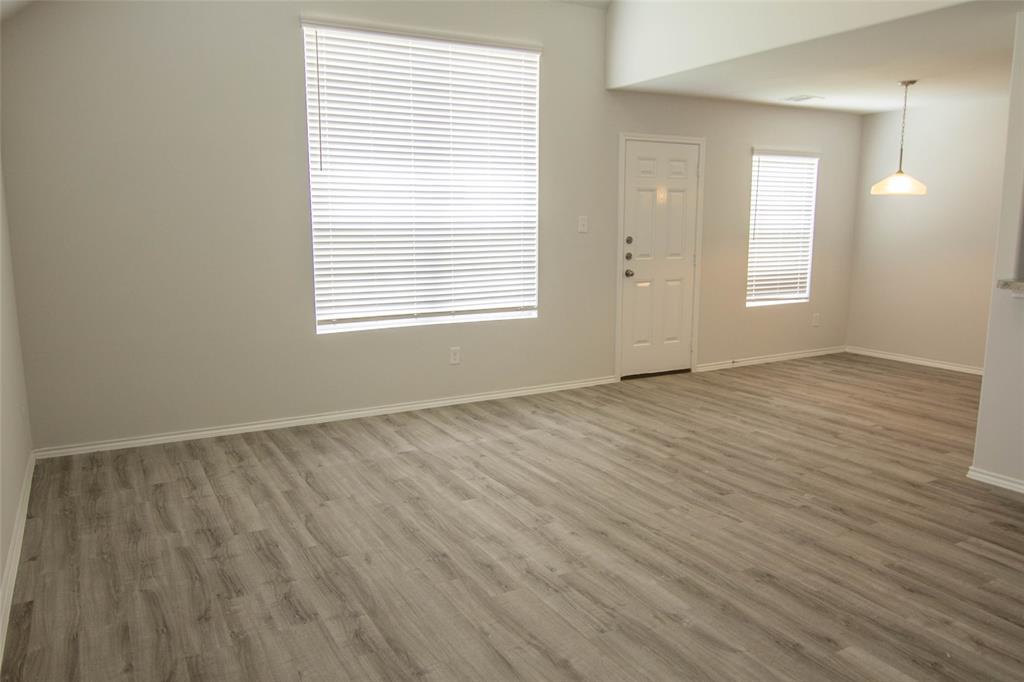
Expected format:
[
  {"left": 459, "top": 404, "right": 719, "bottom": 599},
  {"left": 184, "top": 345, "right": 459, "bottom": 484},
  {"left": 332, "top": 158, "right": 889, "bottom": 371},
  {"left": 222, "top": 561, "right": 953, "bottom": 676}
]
[
  {"left": 844, "top": 346, "right": 983, "bottom": 375},
  {"left": 1, "top": 454, "right": 35, "bottom": 662},
  {"left": 694, "top": 346, "right": 845, "bottom": 372},
  {"left": 695, "top": 345, "right": 984, "bottom": 375},
  {"left": 32, "top": 375, "right": 619, "bottom": 459},
  {"left": 967, "top": 466, "right": 1024, "bottom": 495},
  {"left": 27, "top": 346, "right": 985, "bottom": 459}
]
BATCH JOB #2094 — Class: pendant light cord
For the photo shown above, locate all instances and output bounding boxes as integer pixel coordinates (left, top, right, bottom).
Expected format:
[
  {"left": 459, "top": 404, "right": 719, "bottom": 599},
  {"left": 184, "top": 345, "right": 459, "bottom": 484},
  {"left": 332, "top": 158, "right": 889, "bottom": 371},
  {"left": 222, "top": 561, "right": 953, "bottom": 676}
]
[{"left": 897, "top": 80, "right": 915, "bottom": 173}]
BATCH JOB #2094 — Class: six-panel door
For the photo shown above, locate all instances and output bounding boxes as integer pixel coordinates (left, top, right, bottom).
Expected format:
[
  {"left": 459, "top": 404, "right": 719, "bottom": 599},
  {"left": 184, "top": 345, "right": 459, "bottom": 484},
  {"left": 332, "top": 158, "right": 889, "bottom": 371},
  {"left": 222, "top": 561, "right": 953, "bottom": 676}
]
[{"left": 620, "top": 140, "right": 699, "bottom": 376}]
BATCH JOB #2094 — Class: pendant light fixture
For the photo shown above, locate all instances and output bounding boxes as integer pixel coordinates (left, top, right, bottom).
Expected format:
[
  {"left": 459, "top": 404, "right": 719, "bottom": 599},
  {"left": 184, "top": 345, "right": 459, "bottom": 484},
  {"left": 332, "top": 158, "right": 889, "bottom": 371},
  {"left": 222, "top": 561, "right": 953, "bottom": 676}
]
[{"left": 871, "top": 80, "right": 927, "bottom": 196}]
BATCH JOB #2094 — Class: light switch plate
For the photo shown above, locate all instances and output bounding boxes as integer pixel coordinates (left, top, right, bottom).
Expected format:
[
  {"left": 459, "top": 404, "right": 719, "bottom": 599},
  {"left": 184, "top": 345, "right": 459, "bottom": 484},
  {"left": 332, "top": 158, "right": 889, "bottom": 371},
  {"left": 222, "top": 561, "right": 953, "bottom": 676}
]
[{"left": 577, "top": 216, "right": 589, "bottom": 233}]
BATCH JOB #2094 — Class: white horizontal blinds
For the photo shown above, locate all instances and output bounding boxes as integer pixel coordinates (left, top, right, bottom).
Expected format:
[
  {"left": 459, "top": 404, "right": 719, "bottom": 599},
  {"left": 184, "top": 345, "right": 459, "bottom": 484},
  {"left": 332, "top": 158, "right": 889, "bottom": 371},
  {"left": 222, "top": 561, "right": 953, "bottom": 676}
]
[
  {"left": 745, "top": 153, "right": 819, "bottom": 306},
  {"left": 302, "top": 25, "right": 540, "bottom": 331}
]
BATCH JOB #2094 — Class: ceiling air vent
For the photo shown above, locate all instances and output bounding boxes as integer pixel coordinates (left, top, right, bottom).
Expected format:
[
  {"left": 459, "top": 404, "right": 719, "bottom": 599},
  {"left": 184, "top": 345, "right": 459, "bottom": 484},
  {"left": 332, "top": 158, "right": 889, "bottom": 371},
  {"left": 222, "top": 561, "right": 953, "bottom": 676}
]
[{"left": 784, "top": 95, "right": 824, "bottom": 103}]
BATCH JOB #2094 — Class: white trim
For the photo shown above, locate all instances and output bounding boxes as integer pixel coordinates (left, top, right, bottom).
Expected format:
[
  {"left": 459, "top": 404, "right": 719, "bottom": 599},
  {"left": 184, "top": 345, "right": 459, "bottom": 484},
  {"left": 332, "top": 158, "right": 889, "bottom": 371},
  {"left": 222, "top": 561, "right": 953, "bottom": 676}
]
[
  {"left": 967, "top": 466, "right": 1024, "bottom": 495},
  {"left": 1, "top": 454, "right": 35, "bottom": 661},
  {"left": 620, "top": 133, "right": 707, "bottom": 145},
  {"left": 615, "top": 133, "right": 706, "bottom": 378},
  {"left": 32, "top": 375, "right": 619, "bottom": 459},
  {"left": 692, "top": 142, "right": 707, "bottom": 376},
  {"left": 694, "top": 346, "right": 845, "bottom": 372},
  {"left": 844, "top": 346, "right": 983, "bottom": 375},
  {"left": 751, "top": 147, "right": 820, "bottom": 158},
  {"left": 745, "top": 298, "right": 809, "bottom": 308},
  {"left": 32, "top": 345, "right": 981, "bottom": 459},
  {"left": 317, "top": 309, "right": 537, "bottom": 335},
  {"left": 298, "top": 17, "right": 543, "bottom": 53},
  {"left": 693, "top": 346, "right": 986, "bottom": 375},
  {"left": 615, "top": 135, "right": 625, "bottom": 377}
]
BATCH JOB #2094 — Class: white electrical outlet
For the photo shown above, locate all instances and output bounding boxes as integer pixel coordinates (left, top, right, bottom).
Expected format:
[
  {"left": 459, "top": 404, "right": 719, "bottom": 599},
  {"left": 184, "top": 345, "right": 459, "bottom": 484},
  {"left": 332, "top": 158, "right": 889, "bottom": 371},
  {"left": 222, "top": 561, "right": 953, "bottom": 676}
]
[
  {"left": 449, "top": 346, "right": 461, "bottom": 365},
  {"left": 577, "top": 215, "right": 589, "bottom": 233},
  {"left": 811, "top": 313, "right": 821, "bottom": 327}
]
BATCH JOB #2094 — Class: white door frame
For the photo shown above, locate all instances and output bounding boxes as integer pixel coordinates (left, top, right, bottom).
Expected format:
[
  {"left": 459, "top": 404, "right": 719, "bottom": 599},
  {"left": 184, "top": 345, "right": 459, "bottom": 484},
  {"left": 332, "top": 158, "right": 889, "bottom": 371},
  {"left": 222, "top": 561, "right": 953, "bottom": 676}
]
[{"left": 615, "top": 133, "right": 706, "bottom": 378}]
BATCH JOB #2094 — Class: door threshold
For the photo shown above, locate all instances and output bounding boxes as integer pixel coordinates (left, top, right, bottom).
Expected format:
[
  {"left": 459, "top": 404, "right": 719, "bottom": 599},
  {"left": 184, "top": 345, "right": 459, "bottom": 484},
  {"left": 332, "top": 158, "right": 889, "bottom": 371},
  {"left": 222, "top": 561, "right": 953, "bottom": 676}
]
[{"left": 621, "top": 368, "right": 692, "bottom": 380}]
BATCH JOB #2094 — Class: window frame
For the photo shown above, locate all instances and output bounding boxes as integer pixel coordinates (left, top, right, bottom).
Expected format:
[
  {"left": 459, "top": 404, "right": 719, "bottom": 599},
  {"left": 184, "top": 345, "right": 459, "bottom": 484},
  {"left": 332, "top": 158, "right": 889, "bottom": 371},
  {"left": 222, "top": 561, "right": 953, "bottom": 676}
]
[
  {"left": 744, "top": 149, "right": 820, "bottom": 308},
  {"left": 301, "top": 23, "right": 542, "bottom": 334}
]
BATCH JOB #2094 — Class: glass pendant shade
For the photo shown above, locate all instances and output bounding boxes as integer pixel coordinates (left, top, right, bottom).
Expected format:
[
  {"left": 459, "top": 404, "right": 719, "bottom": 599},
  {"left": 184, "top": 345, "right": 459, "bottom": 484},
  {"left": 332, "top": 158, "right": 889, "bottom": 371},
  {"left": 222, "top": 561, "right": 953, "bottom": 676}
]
[
  {"left": 870, "top": 170, "right": 927, "bottom": 195},
  {"left": 872, "top": 80, "right": 927, "bottom": 196}
]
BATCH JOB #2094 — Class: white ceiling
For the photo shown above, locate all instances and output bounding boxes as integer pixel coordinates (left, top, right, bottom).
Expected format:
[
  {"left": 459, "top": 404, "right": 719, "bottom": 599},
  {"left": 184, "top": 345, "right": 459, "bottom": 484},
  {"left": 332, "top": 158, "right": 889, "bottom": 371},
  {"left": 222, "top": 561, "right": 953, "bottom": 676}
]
[
  {"left": 616, "top": 1, "right": 1024, "bottom": 113},
  {"left": 5, "top": 1, "right": 1018, "bottom": 113}
]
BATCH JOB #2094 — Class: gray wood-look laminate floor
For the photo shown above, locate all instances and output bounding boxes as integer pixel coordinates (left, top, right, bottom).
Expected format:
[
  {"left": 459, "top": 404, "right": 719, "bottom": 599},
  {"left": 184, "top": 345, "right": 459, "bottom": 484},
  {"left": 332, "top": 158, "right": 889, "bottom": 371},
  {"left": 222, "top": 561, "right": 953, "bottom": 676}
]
[{"left": 3, "top": 353, "right": 1023, "bottom": 681}]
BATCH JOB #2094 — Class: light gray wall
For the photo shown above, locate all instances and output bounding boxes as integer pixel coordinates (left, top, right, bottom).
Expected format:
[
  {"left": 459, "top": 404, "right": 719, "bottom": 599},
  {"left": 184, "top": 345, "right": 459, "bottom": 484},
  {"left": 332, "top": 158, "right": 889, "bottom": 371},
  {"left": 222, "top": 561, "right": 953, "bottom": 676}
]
[
  {"left": 1, "top": 132, "right": 33, "bottom": 618},
  {"left": 608, "top": 92, "right": 860, "bottom": 363},
  {"left": 1, "top": 1, "right": 861, "bottom": 450},
  {"left": 972, "top": 12, "right": 1024, "bottom": 485},
  {"left": 846, "top": 98, "right": 1009, "bottom": 368}
]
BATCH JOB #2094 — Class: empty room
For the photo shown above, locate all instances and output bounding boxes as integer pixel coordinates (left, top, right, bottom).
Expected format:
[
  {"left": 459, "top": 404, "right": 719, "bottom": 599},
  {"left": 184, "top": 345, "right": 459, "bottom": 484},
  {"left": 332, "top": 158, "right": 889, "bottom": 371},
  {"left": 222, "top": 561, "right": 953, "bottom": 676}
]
[{"left": 1, "top": 0, "right": 1023, "bottom": 680}]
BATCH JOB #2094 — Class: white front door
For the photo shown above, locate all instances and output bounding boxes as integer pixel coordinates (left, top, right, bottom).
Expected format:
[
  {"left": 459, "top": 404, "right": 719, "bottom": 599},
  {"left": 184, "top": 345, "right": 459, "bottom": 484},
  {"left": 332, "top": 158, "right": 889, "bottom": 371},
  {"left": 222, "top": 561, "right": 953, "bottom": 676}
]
[{"left": 619, "top": 139, "right": 700, "bottom": 376}]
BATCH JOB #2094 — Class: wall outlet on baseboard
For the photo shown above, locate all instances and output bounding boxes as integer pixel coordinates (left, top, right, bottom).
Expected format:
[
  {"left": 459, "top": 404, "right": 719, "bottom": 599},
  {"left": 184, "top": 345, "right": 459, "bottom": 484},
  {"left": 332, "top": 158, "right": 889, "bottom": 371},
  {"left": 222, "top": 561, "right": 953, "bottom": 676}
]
[
  {"left": 449, "top": 346, "right": 461, "bottom": 365},
  {"left": 811, "top": 312, "right": 821, "bottom": 327}
]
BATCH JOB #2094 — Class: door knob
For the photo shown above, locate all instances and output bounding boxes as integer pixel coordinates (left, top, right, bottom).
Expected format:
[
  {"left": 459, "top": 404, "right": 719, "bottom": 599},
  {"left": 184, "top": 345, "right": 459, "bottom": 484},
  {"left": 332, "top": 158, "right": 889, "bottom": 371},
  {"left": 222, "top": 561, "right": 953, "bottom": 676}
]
[
  {"left": 624, "top": 269, "right": 634, "bottom": 278},
  {"left": 625, "top": 236, "right": 634, "bottom": 244},
  {"left": 625, "top": 252, "right": 633, "bottom": 260}
]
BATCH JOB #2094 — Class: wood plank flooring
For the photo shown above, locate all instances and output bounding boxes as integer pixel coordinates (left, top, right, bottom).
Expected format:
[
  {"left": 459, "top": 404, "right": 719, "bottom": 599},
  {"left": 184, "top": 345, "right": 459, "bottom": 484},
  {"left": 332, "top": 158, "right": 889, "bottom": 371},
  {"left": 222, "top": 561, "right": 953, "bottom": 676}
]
[{"left": 3, "top": 353, "right": 1023, "bottom": 681}]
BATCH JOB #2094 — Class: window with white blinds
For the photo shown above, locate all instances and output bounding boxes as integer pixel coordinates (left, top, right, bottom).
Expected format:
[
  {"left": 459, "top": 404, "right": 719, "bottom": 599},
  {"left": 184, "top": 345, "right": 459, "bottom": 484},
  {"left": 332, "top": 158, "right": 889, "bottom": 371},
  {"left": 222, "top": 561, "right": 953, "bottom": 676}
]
[
  {"left": 302, "top": 24, "right": 540, "bottom": 333},
  {"left": 745, "top": 152, "right": 819, "bottom": 307}
]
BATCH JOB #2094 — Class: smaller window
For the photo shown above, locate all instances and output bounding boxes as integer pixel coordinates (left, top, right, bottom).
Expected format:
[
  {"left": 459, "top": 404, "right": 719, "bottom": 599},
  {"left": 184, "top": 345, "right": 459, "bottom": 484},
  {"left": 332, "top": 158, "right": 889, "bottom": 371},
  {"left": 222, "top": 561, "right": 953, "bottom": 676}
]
[{"left": 745, "top": 152, "right": 819, "bottom": 307}]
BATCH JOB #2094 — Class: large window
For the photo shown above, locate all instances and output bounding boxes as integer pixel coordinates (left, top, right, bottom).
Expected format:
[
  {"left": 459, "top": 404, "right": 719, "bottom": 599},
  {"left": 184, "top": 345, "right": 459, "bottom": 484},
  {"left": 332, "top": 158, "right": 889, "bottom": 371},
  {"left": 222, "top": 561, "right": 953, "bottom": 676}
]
[
  {"left": 302, "top": 25, "right": 540, "bottom": 333},
  {"left": 745, "top": 151, "right": 819, "bottom": 307}
]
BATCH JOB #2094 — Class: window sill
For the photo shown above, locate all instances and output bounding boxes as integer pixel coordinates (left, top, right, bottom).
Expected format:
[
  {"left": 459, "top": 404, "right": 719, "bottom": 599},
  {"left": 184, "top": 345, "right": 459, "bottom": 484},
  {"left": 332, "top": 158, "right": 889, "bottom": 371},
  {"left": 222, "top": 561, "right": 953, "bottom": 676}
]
[
  {"left": 745, "top": 299, "right": 809, "bottom": 308},
  {"left": 317, "top": 309, "right": 537, "bottom": 334}
]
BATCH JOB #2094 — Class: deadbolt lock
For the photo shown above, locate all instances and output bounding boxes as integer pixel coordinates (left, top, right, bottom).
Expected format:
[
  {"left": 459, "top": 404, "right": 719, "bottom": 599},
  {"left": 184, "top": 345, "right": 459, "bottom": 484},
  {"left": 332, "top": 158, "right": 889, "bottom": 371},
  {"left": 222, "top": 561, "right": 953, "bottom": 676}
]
[
  {"left": 624, "top": 269, "right": 635, "bottom": 278},
  {"left": 625, "top": 252, "right": 633, "bottom": 260},
  {"left": 625, "top": 236, "right": 634, "bottom": 244}
]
